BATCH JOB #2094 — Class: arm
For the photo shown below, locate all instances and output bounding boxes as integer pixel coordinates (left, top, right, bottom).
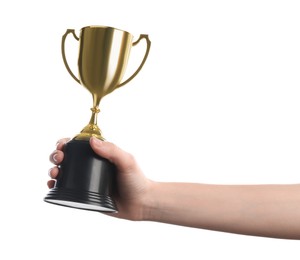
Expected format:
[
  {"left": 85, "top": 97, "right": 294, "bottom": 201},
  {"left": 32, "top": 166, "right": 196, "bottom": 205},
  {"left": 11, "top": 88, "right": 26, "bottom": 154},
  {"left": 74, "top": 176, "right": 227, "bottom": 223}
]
[
  {"left": 145, "top": 182, "right": 300, "bottom": 239},
  {"left": 48, "top": 137, "right": 300, "bottom": 240}
]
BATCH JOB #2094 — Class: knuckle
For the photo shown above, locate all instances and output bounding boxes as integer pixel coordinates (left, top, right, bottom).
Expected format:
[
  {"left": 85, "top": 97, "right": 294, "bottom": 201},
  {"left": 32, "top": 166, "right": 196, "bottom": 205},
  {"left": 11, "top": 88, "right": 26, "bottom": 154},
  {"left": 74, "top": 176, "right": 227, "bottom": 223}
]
[{"left": 123, "top": 152, "right": 137, "bottom": 170}]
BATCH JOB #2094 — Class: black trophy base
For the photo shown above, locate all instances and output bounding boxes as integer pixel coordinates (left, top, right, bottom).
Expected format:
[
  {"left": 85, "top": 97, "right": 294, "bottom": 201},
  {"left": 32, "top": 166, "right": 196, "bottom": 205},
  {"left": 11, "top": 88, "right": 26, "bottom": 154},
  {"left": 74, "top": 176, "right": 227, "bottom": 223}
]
[{"left": 44, "top": 139, "right": 118, "bottom": 213}]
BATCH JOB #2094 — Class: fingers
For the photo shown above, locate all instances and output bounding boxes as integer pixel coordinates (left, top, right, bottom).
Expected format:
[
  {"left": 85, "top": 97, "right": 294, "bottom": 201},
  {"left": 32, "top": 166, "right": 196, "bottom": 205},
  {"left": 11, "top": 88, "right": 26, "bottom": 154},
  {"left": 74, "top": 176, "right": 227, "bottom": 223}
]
[
  {"left": 47, "top": 138, "right": 69, "bottom": 189},
  {"left": 47, "top": 179, "right": 56, "bottom": 189},
  {"left": 49, "top": 137, "right": 70, "bottom": 164},
  {"left": 56, "top": 138, "right": 70, "bottom": 151},
  {"left": 47, "top": 166, "right": 59, "bottom": 188},
  {"left": 90, "top": 137, "right": 137, "bottom": 173},
  {"left": 49, "top": 150, "right": 64, "bottom": 164},
  {"left": 48, "top": 166, "right": 59, "bottom": 179}
]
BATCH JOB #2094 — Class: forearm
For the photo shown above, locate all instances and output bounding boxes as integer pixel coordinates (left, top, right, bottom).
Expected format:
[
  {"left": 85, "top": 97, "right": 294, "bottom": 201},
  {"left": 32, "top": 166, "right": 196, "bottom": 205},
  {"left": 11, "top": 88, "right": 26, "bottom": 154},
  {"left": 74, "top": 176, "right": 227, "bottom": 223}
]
[{"left": 143, "top": 182, "right": 300, "bottom": 239}]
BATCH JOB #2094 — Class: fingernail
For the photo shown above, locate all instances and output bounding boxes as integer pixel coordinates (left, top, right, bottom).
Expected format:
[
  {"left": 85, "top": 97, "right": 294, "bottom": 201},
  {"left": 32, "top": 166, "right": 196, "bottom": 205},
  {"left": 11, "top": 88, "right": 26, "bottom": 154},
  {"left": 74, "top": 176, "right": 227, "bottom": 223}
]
[
  {"left": 91, "top": 137, "right": 103, "bottom": 146},
  {"left": 52, "top": 153, "right": 58, "bottom": 162}
]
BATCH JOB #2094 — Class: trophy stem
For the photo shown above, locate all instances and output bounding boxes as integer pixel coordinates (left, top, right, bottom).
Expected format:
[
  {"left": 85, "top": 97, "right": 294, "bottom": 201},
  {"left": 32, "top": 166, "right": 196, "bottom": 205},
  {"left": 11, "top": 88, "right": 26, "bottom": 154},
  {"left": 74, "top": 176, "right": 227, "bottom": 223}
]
[
  {"left": 89, "top": 106, "right": 100, "bottom": 125},
  {"left": 75, "top": 105, "right": 104, "bottom": 141}
]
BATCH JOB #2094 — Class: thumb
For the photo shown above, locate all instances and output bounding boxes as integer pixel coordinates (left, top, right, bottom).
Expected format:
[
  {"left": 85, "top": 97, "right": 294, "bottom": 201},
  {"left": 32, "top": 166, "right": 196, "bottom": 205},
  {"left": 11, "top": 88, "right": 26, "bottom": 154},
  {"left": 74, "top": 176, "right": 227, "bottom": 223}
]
[{"left": 89, "top": 137, "right": 136, "bottom": 173}]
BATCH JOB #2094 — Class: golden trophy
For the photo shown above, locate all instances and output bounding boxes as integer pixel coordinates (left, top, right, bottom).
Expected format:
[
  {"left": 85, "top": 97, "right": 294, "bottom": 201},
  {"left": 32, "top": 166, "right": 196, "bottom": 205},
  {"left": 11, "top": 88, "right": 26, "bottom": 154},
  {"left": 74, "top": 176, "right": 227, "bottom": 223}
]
[{"left": 44, "top": 26, "right": 151, "bottom": 212}]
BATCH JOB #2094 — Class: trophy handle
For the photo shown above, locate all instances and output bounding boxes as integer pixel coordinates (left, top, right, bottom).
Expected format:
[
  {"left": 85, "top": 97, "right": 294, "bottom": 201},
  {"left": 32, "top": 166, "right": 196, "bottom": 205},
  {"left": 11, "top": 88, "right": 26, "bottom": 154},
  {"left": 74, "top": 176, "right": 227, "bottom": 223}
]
[
  {"left": 61, "top": 29, "right": 80, "bottom": 84},
  {"left": 117, "top": 34, "right": 151, "bottom": 88}
]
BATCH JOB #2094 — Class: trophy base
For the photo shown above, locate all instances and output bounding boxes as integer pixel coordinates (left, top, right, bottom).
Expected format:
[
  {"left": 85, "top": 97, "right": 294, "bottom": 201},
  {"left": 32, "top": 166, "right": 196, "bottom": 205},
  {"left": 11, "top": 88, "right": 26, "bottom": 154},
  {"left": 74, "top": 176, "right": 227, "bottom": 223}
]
[
  {"left": 44, "top": 139, "right": 118, "bottom": 213},
  {"left": 44, "top": 187, "right": 117, "bottom": 212}
]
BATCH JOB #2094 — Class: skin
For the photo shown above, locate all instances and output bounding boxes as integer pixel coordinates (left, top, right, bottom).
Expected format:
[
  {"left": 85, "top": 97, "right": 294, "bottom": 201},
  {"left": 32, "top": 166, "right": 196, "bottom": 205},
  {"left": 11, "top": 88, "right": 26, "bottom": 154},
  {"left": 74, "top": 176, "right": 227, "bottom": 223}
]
[{"left": 48, "top": 137, "right": 300, "bottom": 240}]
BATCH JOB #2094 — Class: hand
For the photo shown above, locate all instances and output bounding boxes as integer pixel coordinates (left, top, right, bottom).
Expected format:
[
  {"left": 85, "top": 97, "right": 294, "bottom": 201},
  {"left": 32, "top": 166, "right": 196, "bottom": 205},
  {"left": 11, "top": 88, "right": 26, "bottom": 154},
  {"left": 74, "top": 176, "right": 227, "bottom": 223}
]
[{"left": 48, "top": 137, "right": 153, "bottom": 221}]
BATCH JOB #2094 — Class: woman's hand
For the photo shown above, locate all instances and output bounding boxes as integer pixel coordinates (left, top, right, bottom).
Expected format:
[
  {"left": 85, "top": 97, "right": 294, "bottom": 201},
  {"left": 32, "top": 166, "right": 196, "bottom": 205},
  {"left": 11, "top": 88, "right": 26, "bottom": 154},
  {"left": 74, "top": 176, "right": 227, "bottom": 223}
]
[{"left": 48, "top": 137, "right": 154, "bottom": 221}]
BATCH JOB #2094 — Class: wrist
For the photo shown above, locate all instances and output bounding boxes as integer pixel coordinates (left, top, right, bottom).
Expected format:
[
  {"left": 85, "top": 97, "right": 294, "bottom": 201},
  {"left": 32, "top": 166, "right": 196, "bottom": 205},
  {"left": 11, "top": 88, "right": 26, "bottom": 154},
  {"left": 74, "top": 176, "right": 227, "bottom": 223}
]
[{"left": 141, "top": 181, "right": 163, "bottom": 222}]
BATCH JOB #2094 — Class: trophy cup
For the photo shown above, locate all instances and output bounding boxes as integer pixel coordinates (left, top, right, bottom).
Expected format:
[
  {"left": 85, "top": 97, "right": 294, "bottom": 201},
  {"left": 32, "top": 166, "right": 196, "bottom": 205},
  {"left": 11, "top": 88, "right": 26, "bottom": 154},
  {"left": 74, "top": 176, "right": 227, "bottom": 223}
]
[{"left": 44, "top": 26, "right": 151, "bottom": 212}]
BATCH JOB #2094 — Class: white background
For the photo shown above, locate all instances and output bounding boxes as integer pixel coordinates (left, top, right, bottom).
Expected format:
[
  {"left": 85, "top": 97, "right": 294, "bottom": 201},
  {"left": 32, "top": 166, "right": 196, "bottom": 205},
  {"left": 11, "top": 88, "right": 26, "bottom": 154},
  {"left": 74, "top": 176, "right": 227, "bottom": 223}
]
[{"left": 1, "top": 0, "right": 300, "bottom": 259}]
